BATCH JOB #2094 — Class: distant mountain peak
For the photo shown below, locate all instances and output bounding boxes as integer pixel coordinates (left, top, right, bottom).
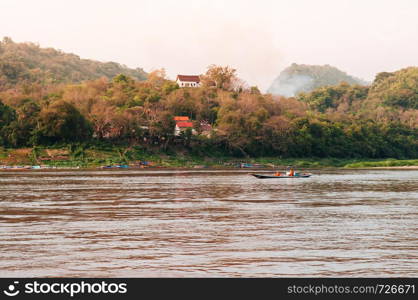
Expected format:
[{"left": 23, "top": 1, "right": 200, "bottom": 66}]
[{"left": 267, "top": 63, "right": 368, "bottom": 97}]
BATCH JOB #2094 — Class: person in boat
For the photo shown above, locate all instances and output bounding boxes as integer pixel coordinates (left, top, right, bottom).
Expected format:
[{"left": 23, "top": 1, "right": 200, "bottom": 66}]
[
  {"left": 285, "top": 166, "right": 295, "bottom": 176},
  {"left": 274, "top": 171, "right": 282, "bottom": 176}
]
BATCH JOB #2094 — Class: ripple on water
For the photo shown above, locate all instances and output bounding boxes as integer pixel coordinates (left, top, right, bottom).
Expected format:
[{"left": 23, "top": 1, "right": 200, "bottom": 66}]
[{"left": 0, "top": 169, "right": 417, "bottom": 277}]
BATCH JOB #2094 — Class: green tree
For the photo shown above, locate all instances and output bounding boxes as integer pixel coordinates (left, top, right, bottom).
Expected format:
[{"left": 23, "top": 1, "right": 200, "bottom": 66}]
[
  {"left": 36, "top": 101, "right": 92, "bottom": 144},
  {"left": 0, "top": 100, "right": 17, "bottom": 146}
]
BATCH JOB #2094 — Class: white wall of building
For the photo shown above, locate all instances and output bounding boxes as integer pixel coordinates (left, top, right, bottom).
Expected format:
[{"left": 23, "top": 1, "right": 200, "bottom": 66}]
[{"left": 176, "top": 79, "right": 200, "bottom": 87}]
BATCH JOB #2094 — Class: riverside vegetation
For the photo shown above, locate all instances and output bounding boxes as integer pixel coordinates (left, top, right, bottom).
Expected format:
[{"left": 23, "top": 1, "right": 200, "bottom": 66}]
[{"left": 0, "top": 38, "right": 417, "bottom": 168}]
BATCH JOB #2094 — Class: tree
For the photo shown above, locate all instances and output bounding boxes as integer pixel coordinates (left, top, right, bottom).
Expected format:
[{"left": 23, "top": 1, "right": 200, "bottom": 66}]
[
  {"left": 12, "top": 99, "right": 41, "bottom": 146},
  {"left": 0, "top": 100, "right": 17, "bottom": 146},
  {"left": 112, "top": 74, "right": 132, "bottom": 84},
  {"left": 147, "top": 69, "right": 167, "bottom": 87},
  {"left": 201, "top": 65, "right": 238, "bottom": 91},
  {"left": 36, "top": 101, "right": 92, "bottom": 143},
  {"left": 373, "top": 72, "right": 394, "bottom": 84},
  {"left": 0, "top": 100, "right": 16, "bottom": 127}
]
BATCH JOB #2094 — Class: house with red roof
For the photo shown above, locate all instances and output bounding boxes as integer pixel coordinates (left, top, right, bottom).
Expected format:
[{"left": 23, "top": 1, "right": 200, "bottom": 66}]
[
  {"left": 176, "top": 75, "right": 200, "bottom": 88},
  {"left": 173, "top": 116, "right": 197, "bottom": 136},
  {"left": 174, "top": 116, "right": 190, "bottom": 121}
]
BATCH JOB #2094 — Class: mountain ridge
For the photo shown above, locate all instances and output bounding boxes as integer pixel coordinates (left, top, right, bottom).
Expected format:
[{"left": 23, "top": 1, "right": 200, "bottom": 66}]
[{"left": 0, "top": 37, "right": 147, "bottom": 89}]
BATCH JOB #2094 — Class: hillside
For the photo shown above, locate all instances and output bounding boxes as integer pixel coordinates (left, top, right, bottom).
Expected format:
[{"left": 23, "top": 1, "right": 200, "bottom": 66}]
[
  {"left": 368, "top": 67, "right": 418, "bottom": 109},
  {"left": 297, "top": 67, "right": 418, "bottom": 114},
  {"left": 0, "top": 64, "right": 417, "bottom": 160},
  {"left": 0, "top": 37, "right": 147, "bottom": 89},
  {"left": 268, "top": 63, "right": 368, "bottom": 97}
]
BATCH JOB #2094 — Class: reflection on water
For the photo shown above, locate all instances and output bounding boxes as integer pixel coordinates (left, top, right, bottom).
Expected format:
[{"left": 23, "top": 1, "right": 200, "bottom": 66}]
[{"left": 0, "top": 169, "right": 417, "bottom": 277}]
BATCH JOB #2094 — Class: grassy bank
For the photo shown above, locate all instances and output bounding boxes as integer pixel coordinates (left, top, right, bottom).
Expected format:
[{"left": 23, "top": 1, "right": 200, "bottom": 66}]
[
  {"left": 0, "top": 146, "right": 417, "bottom": 169},
  {"left": 343, "top": 159, "right": 418, "bottom": 168}
]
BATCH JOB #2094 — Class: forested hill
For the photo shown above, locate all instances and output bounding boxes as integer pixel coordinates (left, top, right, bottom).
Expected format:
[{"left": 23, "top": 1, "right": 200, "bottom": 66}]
[
  {"left": 268, "top": 63, "right": 368, "bottom": 97},
  {"left": 0, "top": 65, "right": 417, "bottom": 159},
  {"left": 367, "top": 67, "right": 418, "bottom": 109},
  {"left": 0, "top": 37, "right": 147, "bottom": 89},
  {"left": 298, "top": 67, "right": 418, "bottom": 112}
]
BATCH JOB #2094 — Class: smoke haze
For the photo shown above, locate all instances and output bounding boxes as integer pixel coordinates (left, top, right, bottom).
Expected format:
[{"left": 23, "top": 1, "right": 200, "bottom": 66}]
[{"left": 268, "top": 74, "right": 313, "bottom": 97}]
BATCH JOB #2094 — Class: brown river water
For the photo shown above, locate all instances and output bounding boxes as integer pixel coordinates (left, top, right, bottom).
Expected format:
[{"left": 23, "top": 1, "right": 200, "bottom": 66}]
[{"left": 0, "top": 169, "right": 417, "bottom": 277}]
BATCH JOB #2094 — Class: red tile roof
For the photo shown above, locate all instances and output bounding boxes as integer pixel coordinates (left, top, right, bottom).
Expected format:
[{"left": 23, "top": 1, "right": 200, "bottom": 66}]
[
  {"left": 174, "top": 116, "right": 190, "bottom": 121},
  {"left": 176, "top": 122, "right": 193, "bottom": 128},
  {"left": 176, "top": 75, "right": 200, "bottom": 82}
]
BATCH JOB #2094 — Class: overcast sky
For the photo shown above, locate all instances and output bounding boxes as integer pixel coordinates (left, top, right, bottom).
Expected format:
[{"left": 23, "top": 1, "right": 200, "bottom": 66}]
[{"left": 1, "top": 0, "right": 418, "bottom": 90}]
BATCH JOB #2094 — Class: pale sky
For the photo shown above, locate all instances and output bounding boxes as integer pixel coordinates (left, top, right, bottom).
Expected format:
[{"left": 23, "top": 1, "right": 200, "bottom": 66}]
[{"left": 1, "top": 0, "right": 418, "bottom": 91}]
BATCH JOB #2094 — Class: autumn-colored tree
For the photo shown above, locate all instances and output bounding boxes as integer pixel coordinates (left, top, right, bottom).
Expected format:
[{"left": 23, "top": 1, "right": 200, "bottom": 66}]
[
  {"left": 0, "top": 56, "right": 416, "bottom": 159},
  {"left": 147, "top": 69, "right": 167, "bottom": 87},
  {"left": 201, "top": 65, "right": 238, "bottom": 91}
]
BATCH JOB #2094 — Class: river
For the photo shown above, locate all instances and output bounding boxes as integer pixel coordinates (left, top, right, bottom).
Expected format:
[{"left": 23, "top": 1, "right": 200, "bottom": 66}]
[{"left": 0, "top": 169, "right": 417, "bottom": 277}]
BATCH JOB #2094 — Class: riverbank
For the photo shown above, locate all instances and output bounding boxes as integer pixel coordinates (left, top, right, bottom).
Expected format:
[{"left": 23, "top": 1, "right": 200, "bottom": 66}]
[
  {"left": 1, "top": 147, "right": 417, "bottom": 169},
  {"left": 343, "top": 159, "right": 418, "bottom": 168},
  {"left": 362, "top": 166, "right": 418, "bottom": 170}
]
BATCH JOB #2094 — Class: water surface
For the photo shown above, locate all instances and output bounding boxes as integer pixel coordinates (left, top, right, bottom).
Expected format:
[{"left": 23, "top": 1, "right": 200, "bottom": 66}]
[{"left": 0, "top": 169, "right": 417, "bottom": 277}]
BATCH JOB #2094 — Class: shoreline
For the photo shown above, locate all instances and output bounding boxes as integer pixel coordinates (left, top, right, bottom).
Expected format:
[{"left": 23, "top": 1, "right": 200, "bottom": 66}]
[
  {"left": 1, "top": 165, "right": 418, "bottom": 171},
  {"left": 367, "top": 166, "right": 418, "bottom": 170},
  {"left": 1, "top": 147, "right": 417, "bottom": 170}
]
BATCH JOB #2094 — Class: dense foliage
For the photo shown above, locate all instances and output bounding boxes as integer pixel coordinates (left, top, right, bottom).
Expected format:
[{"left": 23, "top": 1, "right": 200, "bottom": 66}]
[
  {"left": 268, "top": 63, "right": 368, "bottom": 97},
  {"left": 368, "top": 67, "right": 418, "bottom": 109},
  {"left": 0, "top": 37, "right": 147, "bottom": 90},
  {"left": 298, "top": 82, "right": 369, "bottom": 112},
  {"left": 0, "top": 62, "right": 417, "bottom": 159}
]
